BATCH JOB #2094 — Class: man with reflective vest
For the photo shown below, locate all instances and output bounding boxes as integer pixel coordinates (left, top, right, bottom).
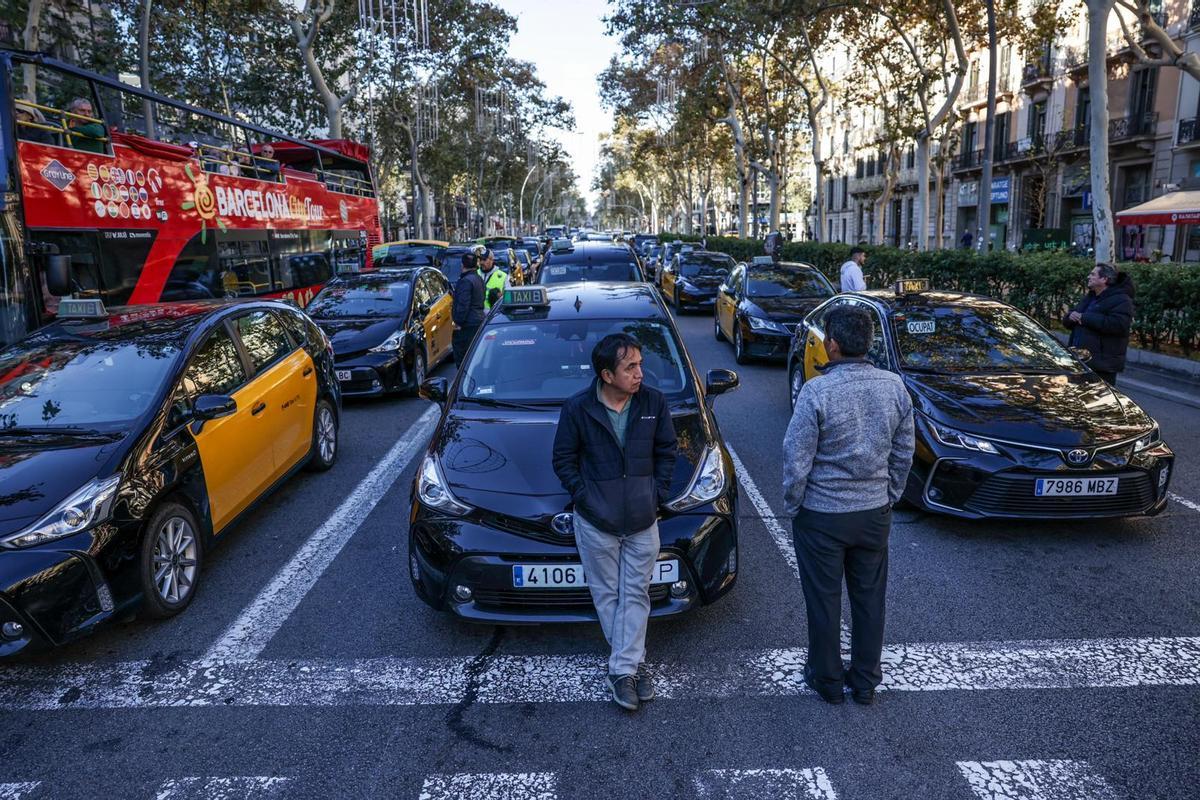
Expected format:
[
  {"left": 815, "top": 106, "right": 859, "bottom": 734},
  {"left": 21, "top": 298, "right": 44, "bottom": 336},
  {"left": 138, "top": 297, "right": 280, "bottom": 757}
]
[{"left": 476, "top": 246, "right": 509, "bottom": 310}]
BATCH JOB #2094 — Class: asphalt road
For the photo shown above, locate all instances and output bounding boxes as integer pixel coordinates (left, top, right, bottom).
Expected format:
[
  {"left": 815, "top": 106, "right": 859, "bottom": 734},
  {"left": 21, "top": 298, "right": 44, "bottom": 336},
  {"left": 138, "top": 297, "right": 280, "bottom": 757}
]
[{"left": 1, "top": 303, "right": 1198, "bottom": 800}]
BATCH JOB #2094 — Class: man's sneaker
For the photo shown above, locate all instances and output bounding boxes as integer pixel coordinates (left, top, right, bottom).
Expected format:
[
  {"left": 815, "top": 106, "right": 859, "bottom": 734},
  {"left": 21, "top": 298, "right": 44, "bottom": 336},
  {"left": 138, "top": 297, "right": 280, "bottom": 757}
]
[
  {"left": 608, "top": 673, "right": 640, "bottom": 711},
  {"left": 635, "top": 665, "right": 655, "bottom": 702}
]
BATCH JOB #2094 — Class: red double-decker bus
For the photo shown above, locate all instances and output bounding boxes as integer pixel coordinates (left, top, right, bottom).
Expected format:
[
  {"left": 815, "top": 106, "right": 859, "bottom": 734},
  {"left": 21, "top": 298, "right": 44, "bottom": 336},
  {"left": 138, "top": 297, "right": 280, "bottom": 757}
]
[{"left": 0, "top": 49, "right": 383, "bottom": 349}]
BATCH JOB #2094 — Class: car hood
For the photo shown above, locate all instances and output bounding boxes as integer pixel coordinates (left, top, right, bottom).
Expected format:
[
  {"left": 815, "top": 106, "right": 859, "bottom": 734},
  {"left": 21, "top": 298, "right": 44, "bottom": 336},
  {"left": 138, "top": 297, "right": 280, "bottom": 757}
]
[
  {"left": 434, "top": 405, "right": 710, "bottom": 522},
  {"left": 313, "top": 316, "right": 403, "bottom": 354},
  {"left": 746, "top": 296, "right": 825, "bottom": 322},
  {"left": 905, "top": 371, "right": 1154, "bottom": 448},
  {"left": 0, "top": 435, "right": 125, "bottom": 534}
]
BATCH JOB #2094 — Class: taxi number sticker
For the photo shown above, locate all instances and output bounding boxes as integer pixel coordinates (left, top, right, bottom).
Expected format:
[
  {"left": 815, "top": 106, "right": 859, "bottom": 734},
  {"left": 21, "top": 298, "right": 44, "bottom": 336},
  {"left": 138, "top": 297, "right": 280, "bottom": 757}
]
[
  {"left": 501, "top": 339, "right": 536, "bottom": 346},
  {"left": 907, "top": 320, "right": 936, "bottom": 334},
  {"left": 549, "top": 266, "right": 567, "bottom": 275}
]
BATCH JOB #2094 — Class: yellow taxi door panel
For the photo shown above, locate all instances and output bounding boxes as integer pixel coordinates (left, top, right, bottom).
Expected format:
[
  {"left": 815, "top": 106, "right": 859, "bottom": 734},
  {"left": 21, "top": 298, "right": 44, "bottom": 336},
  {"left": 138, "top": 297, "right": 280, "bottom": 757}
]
[
  {"left": 273, "top": 348, "right": 317, "bottom": 472},
  {"left": 803, "top": 327, "right": 828, "bottom": 381},
  {"left": 432, "top": 293, "right": 453, "bottom": 362},
  {"left": 193, "top": 378, "right": 275, "bottom": 534}
]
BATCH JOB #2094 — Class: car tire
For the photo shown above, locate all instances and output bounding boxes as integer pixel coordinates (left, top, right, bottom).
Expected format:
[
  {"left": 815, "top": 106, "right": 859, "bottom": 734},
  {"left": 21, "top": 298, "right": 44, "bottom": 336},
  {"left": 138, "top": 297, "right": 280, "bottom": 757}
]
[
  {"left": 138, "top": 501, "right": 203, "bottom": 620},
  {"left": 788, "top": 361, "right": 805, "bottom": 409},
  {"left": 714, "top": 314, "right": 726, "bottom": 342},
  {"left": 306, "top": 399, "right": 339, "bottom": 472},
  {"left": 734, "top": 326, "right": 750, "bottom": 365},
  {"left": 409, "top": 350, "right": 427, "bottom": 396}
]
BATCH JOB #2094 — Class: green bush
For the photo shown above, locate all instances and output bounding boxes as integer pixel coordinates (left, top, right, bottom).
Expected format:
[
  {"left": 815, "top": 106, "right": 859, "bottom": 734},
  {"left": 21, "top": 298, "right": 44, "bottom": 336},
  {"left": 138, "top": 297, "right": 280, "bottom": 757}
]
[{"left": 654, "top": 237, "right": 1200, "bottom": 356}]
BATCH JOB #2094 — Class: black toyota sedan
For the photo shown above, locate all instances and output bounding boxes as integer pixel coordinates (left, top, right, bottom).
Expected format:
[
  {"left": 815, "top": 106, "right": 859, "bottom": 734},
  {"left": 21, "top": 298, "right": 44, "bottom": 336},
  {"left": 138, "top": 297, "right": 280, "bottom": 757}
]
[
  {"left": 661, "top": 251, "right": 736, "bottom": 311},
  {"left": 307, "top": 268, "right": 454, "bottom": 398},
  {"left": 0, "top": 299, "right": 341, "bottom": 657},
  {"left": 537, "top": 241, "right": 646, "bottom": 284},
  {"left": 715, "top": 259, "right": 835, "bottom": 363},
  {"left": 787, "top": 282, "right": 1174, "bottom": 519},
  {"left": 408, "top": 283, "right": 741, "bottom": 622}
]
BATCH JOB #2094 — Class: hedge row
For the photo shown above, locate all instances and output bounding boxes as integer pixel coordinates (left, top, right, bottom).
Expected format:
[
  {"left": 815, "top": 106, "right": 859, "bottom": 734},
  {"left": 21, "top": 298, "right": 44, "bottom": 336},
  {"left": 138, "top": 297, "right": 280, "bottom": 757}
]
[{"left": 658, "top": 235, "right": 1200, "bottom": 356}]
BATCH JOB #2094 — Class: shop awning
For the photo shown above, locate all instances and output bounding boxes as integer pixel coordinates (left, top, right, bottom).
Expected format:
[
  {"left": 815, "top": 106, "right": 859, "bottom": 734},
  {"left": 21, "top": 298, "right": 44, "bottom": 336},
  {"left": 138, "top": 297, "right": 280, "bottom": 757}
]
[{"left": 1115, "top": 190, "right": 1200, "bottom": 225}]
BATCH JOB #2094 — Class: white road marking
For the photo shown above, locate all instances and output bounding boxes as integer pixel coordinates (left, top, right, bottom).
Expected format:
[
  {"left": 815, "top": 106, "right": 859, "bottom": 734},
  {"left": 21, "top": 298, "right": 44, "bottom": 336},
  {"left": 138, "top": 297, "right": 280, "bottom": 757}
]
[
  {"left": 3, "top": 635, "right": 1196, "bottom": 711},
  {"left": 695, "top": 768, "right": 838, "bottom": 799},
  {"left": 418, "top": 772, "right": 557, "bottom": 800},
  {"left": 0, "top": 784, "right": 40, "bottom": 800},
  {"left": 956, "top": 759, "right": 1117, "bottom": 800},
  {"left": 203, "top": 405, "right": 440, "bottom": 663},
  {"left": 1168, "top": 491, "right": 1200, "bottom": 514},
  {"left": 154, "top": 777, "right": 291, "bottom": 800}
]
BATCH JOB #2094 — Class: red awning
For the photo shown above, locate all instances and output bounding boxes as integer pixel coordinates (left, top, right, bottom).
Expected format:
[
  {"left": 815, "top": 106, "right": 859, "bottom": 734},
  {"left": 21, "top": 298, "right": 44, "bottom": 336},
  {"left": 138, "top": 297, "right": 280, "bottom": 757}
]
[
  {"left": 1114, "top": 190, "right": 1200, "bottom": 225},
  {"left": 112, "top": 131, "right": 194, "bottom": 161},
  {"left": 254, "top": 138, "right": 370, "bottom": 165}
]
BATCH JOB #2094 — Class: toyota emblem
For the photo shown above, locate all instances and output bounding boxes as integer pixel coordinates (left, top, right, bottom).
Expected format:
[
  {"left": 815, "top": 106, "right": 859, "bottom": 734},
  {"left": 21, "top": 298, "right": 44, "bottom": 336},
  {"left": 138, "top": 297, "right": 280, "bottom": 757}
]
[
  {"left": 1065, "top": 448, "right": 1091, "bottom": 465},
  {"left": 551, "top": 513, "right": 575, "bottom": 536}
]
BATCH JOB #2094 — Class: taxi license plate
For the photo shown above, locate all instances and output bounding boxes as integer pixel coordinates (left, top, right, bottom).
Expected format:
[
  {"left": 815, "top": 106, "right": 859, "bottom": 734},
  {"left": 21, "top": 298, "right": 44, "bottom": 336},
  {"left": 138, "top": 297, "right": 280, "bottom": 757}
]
[
  {"left": 512, "top": 560, "right": 679, "bottom": 589},
  {"left": 336, "top": 369, "right": 352, "bottom": 382},
  {"left": 1035, "top": 477, "right": 1119, "bottom": 497}
]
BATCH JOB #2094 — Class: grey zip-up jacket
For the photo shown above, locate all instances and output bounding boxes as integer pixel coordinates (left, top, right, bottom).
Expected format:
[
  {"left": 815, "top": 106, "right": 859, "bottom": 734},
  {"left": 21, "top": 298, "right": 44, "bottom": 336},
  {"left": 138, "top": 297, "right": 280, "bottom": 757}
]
[{"left": 783, "top": 360, "right": 915, "bottom": 515}]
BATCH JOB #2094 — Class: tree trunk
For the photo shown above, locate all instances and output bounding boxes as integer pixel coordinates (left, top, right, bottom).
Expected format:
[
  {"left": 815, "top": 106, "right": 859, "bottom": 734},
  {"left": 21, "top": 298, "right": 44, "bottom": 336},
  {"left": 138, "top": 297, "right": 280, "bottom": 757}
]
[
  {"left": 136, "top": 0, "right": 157, "bottom": 137},
  {"left": 290, "top": 1, "right": 349, "bottom": 139},
  {"left": 22, "top": 0, "right": 45, "bottom": 102},
  {"left": 1087, "top": 0, "right": 1116, "bottom": 263},
  {"left": 916, "top": 138, "right": 931, "bottom": 250},
  {"left": 977, "top": 0, "right": 998, "bottom": 252}
]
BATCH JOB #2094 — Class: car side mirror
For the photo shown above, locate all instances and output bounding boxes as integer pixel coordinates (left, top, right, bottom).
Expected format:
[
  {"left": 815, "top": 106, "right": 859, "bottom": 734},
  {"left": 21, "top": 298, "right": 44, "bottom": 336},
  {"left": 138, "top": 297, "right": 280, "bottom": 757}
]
[
  {"left": 1071, "top": 346, "right": 1093, "bottom": 363},
  {"left": 46, "top": 254, "right": 73, "bottom": 296},
  {"left": 189, "top": 394, "right": 237, "bottom": 434},
  {"left": 419, "top": 377, "right": 448, "bottom": 404},
  {"left": 705, "top": 369, "right": 739, "bottom": 405},
  {"left": 416, "top": 302, "right": 431, "bottom": 317}
]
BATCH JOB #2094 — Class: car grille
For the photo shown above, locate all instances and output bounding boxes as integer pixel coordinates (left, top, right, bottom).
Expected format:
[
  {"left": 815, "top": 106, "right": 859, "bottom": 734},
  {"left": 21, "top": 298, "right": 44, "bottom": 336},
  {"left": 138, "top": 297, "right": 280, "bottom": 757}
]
[
  {"left": 962, "top": 472, "right": 1155, "bottom": 517},
  {"left": 473, "top": 585, "right": 670, "bottom": 609}
]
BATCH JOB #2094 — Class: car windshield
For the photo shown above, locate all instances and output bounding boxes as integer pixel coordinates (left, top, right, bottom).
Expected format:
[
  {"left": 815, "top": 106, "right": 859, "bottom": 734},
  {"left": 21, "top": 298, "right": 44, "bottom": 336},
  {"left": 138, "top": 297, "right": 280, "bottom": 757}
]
[
  {"left": 378, "top": 246, "right": 442, "bottom": 266},
  {"left": 539, "top": 261, "right": 642, "bottom": 283},
  {"left": 308, "top": 278, "right": 412, "bottom": 318},
  {"left": 0, "top": 335, "right": 178, "bottom": 431},
  {"left": 893, "top": 304, "right": 1083, "bottom": 374},
  {"left": 460, "top": 319, "right": 691, "bottom": 402},
  {"left": 747, "top": 268, "right": 833, "bottom": 299},
  {"left": 680, "top": 254, "right": 734, "bottom": 278}
]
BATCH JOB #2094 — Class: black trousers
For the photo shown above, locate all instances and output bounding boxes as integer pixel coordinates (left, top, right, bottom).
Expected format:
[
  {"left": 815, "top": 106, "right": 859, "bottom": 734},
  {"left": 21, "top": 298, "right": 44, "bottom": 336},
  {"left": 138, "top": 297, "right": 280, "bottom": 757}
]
[
  {"left": 792, "top": 504, "right": 892, "bottom": 694},
  {"left": 1094, "top": 370, "right": 1118, "bottom": 387},
  {"left": 452, "top": 324, "right": 480, "bottom": 365}
]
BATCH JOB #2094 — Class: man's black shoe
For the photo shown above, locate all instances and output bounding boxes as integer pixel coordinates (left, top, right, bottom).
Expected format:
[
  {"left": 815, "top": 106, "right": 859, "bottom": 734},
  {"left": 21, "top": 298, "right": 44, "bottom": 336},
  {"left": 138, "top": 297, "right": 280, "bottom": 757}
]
[
  {"left": 803, "top": 666, "right": 845, "bottom": 705},
  {"left": 608, "top": 674, "right": 640, "bottom": 711},
  {"left": 843, "top": 671, "right": 877, "bottom": 705},
  {"left": 635, "top": 664, "right": 655, "bottom": 702}
]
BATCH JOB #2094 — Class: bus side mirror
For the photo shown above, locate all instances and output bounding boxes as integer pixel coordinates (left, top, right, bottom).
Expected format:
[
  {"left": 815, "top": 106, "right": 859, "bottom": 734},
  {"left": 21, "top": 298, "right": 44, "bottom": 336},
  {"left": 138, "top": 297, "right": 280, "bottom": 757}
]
[{"left": 46, "top": 255, "right": 73, "bottom": 296}]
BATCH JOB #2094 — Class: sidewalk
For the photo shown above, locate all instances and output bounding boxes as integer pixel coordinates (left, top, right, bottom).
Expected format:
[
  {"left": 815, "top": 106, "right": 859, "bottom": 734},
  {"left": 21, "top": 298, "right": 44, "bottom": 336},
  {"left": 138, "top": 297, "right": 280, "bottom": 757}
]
[{"left": 1120, "top": 363, "right": 1200, "bottom": 409}]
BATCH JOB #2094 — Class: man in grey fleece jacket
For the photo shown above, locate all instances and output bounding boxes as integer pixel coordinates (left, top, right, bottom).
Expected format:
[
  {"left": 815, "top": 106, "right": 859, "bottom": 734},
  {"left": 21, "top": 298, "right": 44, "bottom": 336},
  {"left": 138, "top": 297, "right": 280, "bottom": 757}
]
[{"left": 784, "top": 304, "right": 914, "bottom": 705}]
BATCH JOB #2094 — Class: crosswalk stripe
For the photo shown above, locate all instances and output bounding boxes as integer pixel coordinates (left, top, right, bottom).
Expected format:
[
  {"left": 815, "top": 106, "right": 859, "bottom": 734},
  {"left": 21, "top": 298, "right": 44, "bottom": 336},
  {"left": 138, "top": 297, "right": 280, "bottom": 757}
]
[
  {"left": 1168, "top": 491, "right": 1200, "bottom": 514},
  {"left": 153, "top": 776, "right": 291, "bottom": 800},
  {"left": 956, "top": 760, "right": 1117, "bottom": 800},
  {"left": 0, "top": 784, "right": 41, "bottom": 800},
  {"left": 1, "top": 635, "right": 1195, "bottom": 711},
  {"left": 202, "top": 405, "right": 439, "bottom": 663},
  {"left": 694, "top": 768, "right": 838, "bottom": 799},
  {"left": 418, "top": 772, "right": 557, "bottom": 800}
]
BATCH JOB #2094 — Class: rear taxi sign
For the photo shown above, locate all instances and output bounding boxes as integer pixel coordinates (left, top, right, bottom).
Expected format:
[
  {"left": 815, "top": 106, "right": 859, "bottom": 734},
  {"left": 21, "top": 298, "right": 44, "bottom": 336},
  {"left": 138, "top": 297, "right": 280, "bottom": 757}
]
[
  {"left": 502, "top": 287, "right": 549, "bottom": 307},
  {"left": 57, "top": 297, "right": 108, "bottom": 319},
  {"left": 895, "top": 278, "right": 931, "bottom": 296}
]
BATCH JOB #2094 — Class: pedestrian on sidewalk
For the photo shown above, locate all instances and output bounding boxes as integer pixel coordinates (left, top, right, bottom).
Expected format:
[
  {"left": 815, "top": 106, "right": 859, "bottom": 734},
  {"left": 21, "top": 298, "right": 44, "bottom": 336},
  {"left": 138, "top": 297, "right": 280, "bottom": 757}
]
[
  {"left": 1063, "top": 263, "right": 1134, "bottom": 387},
  {"left": 783, "top": 305, "right": 914, "bottom": 705},
  {"left": 552, "top": 333, "right": 677, "bottom": 712},
  {"left": 840, "top": 247, "right": 867, "bottom": 292},
  {"left": 450, "top": 246, "right": 486, "bottom": 365}
]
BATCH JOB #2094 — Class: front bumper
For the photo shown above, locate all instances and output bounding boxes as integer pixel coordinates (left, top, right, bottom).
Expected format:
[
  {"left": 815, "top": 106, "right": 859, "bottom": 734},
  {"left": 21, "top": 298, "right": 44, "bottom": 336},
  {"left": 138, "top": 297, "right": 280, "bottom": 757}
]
[
  {"left": 677, "top": 286, "right": 718, "bottom": 308},
  {"left": 905, "top": 428, "right": 1175, "bottom": 519},
  {"left": 332, "top": 350, "right": 411, "bottom": 397},
  {"left": 409, "top": 502, "right": 738, "bottom": 623},
  {"left": 740, "top": 324, "right": 794, "bottom": 360}
]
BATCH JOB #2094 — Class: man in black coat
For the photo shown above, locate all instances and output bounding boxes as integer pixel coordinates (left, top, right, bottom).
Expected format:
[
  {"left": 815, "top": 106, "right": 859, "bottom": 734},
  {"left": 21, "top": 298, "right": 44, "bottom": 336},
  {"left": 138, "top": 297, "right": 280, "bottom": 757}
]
[
  {"left": 1064, "top": 262, "right": 1135, "bottom": 386},
  {"left": 451, "top": 247, "right": 486, "bottom": 365},
  {"left": 552, "top": 333, "right": 677, "bottom": 712}
]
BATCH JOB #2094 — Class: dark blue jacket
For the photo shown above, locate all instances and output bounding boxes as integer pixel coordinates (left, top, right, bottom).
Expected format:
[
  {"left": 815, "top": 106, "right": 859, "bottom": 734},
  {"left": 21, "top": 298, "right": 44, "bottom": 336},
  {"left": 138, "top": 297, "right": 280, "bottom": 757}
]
[
  {"left": 452, "top": 269, "right": 485, "bottom": 327},
  {"left": 1064, "top": 272, "right": 1134, "bottom": 373},
  {"left": 552, "top": 381, "right": 677, "bottom": 536}
]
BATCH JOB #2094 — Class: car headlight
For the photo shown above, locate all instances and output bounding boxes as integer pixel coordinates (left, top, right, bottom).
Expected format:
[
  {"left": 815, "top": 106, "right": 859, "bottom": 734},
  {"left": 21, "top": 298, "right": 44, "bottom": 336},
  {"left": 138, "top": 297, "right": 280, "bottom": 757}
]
[
  {"left": 416, "top": 454, "right": 471, "bottom": 516},
  {"left": 665, "top": 445, "right": 727, "bottom": 512},
  {"left": 747, "top": 315, "right": 787, "bottom": 334},
  {"left": 928, "top": 419, "right": 1000, "bottom": 454},
  {"left": 0, "top": 475, "right": 120, "bottom": 549},
  {"left": 369, "top": 331, "right": 406, "bottom": 353},
  {"left": 1134, "top": 423, "right": 1161, "bottom": 453}
]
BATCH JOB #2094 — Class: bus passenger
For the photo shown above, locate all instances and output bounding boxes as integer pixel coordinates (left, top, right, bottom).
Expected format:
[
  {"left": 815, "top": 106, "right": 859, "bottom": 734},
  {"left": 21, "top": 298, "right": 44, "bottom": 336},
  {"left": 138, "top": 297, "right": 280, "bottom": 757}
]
[{"left": 65, "top": 98, "right": 107, "bottom": 154}]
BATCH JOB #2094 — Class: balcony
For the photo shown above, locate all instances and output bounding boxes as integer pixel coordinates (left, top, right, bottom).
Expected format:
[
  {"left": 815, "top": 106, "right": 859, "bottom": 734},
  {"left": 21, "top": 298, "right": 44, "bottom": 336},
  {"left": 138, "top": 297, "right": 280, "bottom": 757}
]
[
  {"left": 958, "top": 73, "right": 1017, "bottom": 110},
  {"left": 953, "top": 149, "right": 984, "bottom": 172},
  {"left": 1109, "top": 112, "right": 1158, "bottom": 142},
  {"left": 1178, "top": 117, "right": 1200, "bottom": 146}
]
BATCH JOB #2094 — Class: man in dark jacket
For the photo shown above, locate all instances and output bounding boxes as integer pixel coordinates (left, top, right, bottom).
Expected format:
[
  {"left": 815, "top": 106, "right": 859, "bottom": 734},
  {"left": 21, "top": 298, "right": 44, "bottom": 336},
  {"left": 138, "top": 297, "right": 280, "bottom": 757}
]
[
  {"left": 451, "top": 247, "right": 486, "bottom": 365},
  {"left": 552, "top": 333, "right": 677, "bottom": 712},
  {"left": 1064, "top": 263, "right": 1134, "bottom": 386}
]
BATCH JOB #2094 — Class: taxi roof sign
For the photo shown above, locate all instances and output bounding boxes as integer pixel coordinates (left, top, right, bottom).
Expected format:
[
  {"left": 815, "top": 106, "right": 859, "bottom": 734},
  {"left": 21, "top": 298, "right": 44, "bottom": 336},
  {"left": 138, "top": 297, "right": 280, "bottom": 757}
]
[
  {"left": 502, "top": 286, "right": 549, "bottom": 307},
  {"left": 750, "top": 255, "right": 776, "bottom": 265},
  {"left": 895, "top": 278, "right": 931, "bottom": 296},
  {"left": 57, "top": 297, "right": 108, "bottom": 320}
]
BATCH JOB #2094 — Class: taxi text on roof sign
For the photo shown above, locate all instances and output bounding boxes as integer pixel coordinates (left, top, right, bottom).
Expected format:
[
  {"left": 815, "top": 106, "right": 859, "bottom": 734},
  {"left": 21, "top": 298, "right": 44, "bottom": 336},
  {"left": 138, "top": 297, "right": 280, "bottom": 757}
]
[
  {"left": 895, "top": 278, "right": 931, "bottom": 296},
  {"left": 502, "top": 286, "right": 549, "bottom": 307},
  {"left": 57, "top": 297, "right": 108, "bottom": 319}
]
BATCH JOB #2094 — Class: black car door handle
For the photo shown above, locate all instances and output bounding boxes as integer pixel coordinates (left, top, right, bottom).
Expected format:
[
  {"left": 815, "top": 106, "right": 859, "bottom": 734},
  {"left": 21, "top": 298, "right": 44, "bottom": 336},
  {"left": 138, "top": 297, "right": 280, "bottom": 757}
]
[
  {"left": 303, "top": 366, "right": 313, "bottom": 376},
  {"left": 251, "top": 401, "right": 267, "bottom": 416}
]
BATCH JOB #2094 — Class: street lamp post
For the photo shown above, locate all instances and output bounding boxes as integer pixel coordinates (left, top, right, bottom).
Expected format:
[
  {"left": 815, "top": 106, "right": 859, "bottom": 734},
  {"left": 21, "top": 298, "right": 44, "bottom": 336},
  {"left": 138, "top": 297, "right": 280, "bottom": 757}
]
[{"left": 518, "top": 163, "right": 538, "bottom": 234}]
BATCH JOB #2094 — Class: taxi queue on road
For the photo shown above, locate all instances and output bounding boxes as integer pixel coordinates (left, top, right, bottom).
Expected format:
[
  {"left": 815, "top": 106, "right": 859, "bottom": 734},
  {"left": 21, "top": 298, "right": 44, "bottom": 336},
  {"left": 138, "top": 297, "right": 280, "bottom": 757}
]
[{"left": 0, "top": 232, "right": 1175, "bottom": 656}]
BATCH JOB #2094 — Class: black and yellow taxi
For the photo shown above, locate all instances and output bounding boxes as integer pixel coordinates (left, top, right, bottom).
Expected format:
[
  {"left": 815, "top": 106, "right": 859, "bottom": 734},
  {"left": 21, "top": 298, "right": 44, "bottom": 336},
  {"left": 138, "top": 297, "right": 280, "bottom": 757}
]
[
  {"left": 786, "top": 280, "right": 1174, "bottom": 519},
  {"left": 372, "top": 240, "right": 450, "bottom": 269},
  {"left": 0, "top": 298, "right": 340, "bottom": 656},
  {"left": 536, "top": 240, "right": 646, "bottom": 284},
  {"left": 488, "top": 245, "right": 527, "bottom": 286},
  {"left": 714, "top": 258, "right": 835, "bottom": 364},
  {"left": 306, "top": 268, "right": 453, "bottom": 397},
  {"left": 408, "top": 283, "right": 741, "bottom": 622},
  {"left": 660, "top": 251, "right": 736, "bottom": 311}
]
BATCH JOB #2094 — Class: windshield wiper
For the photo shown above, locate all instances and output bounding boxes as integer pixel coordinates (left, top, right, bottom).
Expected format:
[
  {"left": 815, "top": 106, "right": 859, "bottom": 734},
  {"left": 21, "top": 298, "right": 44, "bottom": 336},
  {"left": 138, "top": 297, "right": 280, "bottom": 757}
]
[{"left": 462, "top": 397, "right": 558, "bottom": 411}]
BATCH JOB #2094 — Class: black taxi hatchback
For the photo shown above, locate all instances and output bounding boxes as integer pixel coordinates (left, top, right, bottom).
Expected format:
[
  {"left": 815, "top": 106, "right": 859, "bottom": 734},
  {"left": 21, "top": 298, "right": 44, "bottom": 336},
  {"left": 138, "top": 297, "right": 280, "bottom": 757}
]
[
  {"left": 408, "top": 283, "right": 741, "bottom": 622},
  {"left": 786, "top": 281, "right": 1174, "bottom": 520},
  {"left": 0, "top": 299, "right": 340, "bottom": 656}
]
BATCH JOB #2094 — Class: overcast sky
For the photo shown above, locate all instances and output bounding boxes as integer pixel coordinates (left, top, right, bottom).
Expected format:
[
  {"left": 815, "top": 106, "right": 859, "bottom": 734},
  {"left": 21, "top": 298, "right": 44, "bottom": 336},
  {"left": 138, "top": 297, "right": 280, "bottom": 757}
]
[{"left": 498, "top": 0, "right": 615, "bottom": 208}]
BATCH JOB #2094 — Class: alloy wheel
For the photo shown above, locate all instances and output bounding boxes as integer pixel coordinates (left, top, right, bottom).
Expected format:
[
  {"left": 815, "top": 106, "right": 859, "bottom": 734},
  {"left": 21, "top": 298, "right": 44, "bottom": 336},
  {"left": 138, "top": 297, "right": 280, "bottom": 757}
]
[
  {"left": 152, "top": 516, "right": 198, "bottom": 605},
  {"left": 317, "top": 405, "right": 337, "bottom": 463},
  {"left": 790, "top": 365, "right": 804, "bottom": 409}
]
